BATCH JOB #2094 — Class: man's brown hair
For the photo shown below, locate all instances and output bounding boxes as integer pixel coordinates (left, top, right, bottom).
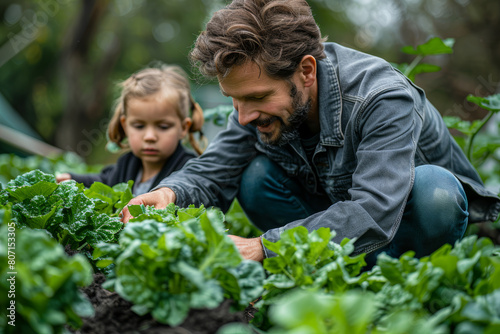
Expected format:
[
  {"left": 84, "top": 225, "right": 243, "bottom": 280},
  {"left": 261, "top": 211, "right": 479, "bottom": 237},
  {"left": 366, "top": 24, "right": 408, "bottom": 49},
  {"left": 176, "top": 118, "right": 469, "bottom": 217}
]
[{"left": 190, "top": 0, "right": 327, "bottom": 80}]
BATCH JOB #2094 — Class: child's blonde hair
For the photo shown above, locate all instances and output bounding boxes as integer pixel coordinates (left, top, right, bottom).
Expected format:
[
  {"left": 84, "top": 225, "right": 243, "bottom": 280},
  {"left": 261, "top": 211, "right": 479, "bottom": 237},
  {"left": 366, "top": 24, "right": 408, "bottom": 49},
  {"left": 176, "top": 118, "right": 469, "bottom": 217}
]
[{"left": 108, "top": 64, "right": 205, "bottom": 155}]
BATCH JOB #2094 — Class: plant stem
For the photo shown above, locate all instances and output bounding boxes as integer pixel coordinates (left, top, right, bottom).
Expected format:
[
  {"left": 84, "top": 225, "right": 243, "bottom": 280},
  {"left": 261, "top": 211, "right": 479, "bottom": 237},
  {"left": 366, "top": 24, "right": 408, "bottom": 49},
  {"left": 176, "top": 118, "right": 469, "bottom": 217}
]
[
  {"left": 77, "top": 242, "right": 88, "bottom": 251},
  {"left": 199, "top": 240, "right": 224, "bottom": 273},
  {"left": 466, "top": 111, "right": 494, "bottom": 162},
  {"left": 404, "top": 55, "right": 423, "bottom": 78}
]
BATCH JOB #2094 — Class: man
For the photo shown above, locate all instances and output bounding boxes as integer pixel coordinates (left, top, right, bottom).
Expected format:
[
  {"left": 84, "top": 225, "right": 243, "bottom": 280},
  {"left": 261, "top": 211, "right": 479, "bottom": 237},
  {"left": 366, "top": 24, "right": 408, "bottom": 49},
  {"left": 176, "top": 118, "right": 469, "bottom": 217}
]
[{"left": 123, "top": 0, "right": 500, "bottom": 265}]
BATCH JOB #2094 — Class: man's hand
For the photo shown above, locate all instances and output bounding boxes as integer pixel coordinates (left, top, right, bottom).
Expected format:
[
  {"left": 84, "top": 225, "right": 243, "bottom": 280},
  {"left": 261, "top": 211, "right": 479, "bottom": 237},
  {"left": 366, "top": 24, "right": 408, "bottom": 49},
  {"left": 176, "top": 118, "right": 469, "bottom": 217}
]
[
  {"left": 121, "top": 187, "right": 176, "bottom": 224},
  {"left": 228, "top": 235, "right": 264, "bottom": 262},
  {"left": 55, "top": 173, "right": 72, "bottom": 183}
]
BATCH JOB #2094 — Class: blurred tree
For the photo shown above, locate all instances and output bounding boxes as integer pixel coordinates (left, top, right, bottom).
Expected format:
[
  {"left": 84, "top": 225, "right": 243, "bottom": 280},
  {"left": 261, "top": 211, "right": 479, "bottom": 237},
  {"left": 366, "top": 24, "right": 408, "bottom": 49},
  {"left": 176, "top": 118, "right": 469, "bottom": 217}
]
[
  {"left": 0, "top": 0, "right": 218, "bottom": 163},
  {"left": 56, "top": 0, "right": 117, "bottom": 157},
  {"left": 0, "top": 0, "right": 498, "bottom": 165}
]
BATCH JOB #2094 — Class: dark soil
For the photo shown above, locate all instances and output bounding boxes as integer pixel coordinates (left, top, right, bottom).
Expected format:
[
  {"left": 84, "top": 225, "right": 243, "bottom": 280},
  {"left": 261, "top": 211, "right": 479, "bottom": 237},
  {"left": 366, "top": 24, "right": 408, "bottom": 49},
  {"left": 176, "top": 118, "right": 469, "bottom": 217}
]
[{"left": 70, "top": 273, "right": 257, "bottom": 334}]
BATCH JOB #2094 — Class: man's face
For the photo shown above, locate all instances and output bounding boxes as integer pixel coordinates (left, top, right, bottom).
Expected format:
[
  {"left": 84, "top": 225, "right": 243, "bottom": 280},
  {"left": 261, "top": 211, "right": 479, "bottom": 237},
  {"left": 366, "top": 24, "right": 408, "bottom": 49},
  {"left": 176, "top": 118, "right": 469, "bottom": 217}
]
[{"left": 219, "top": 61, "right": 311, "bottom": 146}]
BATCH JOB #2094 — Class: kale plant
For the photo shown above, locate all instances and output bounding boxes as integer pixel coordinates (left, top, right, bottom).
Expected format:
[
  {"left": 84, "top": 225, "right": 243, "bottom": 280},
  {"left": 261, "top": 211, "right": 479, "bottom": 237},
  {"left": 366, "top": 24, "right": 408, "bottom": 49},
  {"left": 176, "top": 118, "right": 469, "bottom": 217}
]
[
  {"left": 0, "top": 220, "right": 94, "bottom": 334},
  {"left": 0, "top": 170, "right": 128, "bottom": 250},
  {"left": 96, "top": 205, "right": 265, "bottom": 326}
]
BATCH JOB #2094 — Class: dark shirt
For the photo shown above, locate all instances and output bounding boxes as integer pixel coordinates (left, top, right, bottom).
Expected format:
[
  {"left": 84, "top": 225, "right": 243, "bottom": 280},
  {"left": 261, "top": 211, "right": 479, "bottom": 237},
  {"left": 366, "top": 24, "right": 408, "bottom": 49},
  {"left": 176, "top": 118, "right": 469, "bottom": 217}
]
[{"left": 70, "top": 143, "right": 195, "bottom": 192}]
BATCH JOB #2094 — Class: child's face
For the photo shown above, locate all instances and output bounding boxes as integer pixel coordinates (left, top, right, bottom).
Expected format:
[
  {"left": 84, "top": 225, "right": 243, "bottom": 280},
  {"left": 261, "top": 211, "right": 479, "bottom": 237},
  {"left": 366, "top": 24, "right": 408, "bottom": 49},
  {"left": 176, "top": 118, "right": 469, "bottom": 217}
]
[{"left": 120, "top": 93, "right": 191, "bottom": 173}]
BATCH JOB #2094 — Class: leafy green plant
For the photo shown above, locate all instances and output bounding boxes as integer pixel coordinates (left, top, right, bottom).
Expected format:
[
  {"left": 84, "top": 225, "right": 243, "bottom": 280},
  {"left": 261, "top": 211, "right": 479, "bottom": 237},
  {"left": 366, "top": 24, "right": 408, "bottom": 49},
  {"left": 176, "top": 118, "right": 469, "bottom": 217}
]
[
  {"left": 231, "top": 230, "right": 500, "bottom": 333},
  {"left": 203, "top": 105, "right": 234, "bottom": 126},
  {"left": 0, "top": 152, "right": 102, "bottom": 188},
  {"left": 126, "top": 202, "right": 204, "bottom": 224},
  {"left": 262, "top": 227, "right": 367, "bottom": 296},
  {"left": 218, "top": 289, "right": 446, "bottom": 334},
  {"left": 444, "top": 94, "right": 500, "bottom": 174},
  {"left": 0, "top": 222, "right": 94, "bottom": 334},
  {"left": 250, "top": 227, "right": 367, "bottom": 330},
  {"left": 268, "top": 289, "right": 446, "bottom": 334},
  {"left": 392, "top": 37, "right": 454, "bottom": 82},
  {"left": 84, "top": 179, "right": 134, "bottom": 218},
  {"left": 224, "top": 198, "right": 263, "bottom": 238},
  {"left": 128, "top": 199, "right": 263, "bottom": 238},
  {"left": 368, "top": 235, "right": 500, "bottom": 332},
  {"left": 95, "top": 206, "right": 265, "bottom": 326},
  {"left": 0, "top": 170, "right": 127, "bottom": 250},
  {"left": 266, "top": 289, "right": 378, "bottom": 334},
  {"left": 450, "top": 289, "right": 500, "bottom": 334},
  {"left": 394, "top": 37, "right": 499, "bottom": 220}
]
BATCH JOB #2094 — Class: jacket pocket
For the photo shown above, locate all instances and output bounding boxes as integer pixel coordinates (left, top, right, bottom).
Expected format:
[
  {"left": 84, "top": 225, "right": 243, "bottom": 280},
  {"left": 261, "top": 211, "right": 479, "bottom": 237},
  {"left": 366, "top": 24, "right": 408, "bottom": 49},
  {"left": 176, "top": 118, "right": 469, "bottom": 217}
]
[{"left": 324, "top": 173, "right": 352, "bottom": 202}]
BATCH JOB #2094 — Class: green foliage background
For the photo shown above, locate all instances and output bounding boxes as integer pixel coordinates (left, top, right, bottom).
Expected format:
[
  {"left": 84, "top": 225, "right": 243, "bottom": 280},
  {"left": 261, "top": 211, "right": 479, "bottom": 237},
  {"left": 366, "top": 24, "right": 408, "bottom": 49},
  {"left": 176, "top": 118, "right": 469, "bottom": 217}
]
[{"left": 1, "top": 0, "right": 499, "bottom": 165}]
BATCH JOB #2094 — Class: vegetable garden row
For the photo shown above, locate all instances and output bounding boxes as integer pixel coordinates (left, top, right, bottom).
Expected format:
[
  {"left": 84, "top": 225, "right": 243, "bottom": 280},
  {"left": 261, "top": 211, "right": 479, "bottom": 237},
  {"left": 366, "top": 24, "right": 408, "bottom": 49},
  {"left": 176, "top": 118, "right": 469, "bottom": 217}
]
[{"left": 0, "top": 165, "right": 499, "bottom": 334}]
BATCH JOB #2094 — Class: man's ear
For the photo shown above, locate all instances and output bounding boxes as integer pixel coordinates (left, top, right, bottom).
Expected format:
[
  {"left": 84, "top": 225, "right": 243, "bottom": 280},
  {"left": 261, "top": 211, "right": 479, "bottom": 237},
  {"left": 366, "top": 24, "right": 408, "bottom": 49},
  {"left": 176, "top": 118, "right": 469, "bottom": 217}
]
[{"left": 299, "top": 55, "right": 317, "bottom": 88}]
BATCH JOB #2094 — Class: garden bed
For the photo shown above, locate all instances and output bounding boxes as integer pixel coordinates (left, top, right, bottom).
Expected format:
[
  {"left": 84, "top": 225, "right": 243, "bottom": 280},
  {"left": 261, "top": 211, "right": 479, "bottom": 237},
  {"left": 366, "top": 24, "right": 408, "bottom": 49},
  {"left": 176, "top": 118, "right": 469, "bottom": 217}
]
[
  {"left": 73, "top": 274, "right": 254, "bottom": 334},
  {"left": 1, "top": 170, "right": 499, "bottom": 334}
]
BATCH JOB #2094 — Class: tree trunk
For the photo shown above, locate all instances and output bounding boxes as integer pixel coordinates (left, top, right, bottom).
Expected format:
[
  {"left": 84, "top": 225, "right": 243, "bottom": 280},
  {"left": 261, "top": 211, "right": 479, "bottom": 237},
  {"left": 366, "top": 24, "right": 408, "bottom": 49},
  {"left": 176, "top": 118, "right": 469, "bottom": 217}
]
[{"left": 55, "top": 0, "right": 120, "bottom": 160}]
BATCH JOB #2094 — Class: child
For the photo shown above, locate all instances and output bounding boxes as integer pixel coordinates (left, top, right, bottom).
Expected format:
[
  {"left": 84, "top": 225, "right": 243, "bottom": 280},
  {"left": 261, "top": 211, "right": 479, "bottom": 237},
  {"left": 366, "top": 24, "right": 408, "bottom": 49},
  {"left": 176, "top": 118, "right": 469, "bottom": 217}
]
[{"left": 56, "top": 64, "right": 205, "bottom": 196}]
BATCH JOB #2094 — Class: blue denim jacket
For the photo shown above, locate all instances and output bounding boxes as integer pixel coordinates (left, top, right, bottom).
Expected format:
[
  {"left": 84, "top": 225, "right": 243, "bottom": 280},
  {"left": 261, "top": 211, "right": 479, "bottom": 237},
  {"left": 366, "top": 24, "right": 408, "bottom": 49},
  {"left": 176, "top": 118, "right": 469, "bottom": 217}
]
[{"left": 156, "top": 42, "right": 500, "bottom": 255}]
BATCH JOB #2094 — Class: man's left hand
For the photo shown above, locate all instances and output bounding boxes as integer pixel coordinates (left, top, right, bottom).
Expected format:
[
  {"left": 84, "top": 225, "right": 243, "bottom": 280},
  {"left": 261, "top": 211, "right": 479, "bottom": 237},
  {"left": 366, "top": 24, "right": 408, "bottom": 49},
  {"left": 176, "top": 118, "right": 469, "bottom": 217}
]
[{"left": 227, "top": 235, "right": 264, "bottom": 262}]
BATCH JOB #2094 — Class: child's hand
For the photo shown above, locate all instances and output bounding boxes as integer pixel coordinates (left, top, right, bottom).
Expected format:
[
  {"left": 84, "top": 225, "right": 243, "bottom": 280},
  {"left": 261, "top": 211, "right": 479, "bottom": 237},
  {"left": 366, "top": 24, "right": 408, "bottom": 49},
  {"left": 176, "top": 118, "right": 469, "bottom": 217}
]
[{"left": 55, "top": 173, "right": 72, "bottom": 183}]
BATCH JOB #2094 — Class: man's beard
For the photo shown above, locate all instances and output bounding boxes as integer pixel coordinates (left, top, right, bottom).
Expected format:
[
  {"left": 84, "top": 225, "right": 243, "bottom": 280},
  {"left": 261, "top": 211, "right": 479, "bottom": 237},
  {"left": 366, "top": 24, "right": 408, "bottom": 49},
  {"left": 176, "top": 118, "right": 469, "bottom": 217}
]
[{"left": 252, "top": 82, "right": 311, "bottom": 146}]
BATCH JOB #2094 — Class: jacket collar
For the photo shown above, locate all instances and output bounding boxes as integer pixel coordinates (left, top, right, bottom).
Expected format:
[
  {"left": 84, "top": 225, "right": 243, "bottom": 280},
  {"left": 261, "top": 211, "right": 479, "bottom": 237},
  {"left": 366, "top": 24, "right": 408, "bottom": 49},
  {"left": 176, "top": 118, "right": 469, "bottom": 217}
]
[{"left": 316, "top": 56, "right": 344, "bottom": 147}]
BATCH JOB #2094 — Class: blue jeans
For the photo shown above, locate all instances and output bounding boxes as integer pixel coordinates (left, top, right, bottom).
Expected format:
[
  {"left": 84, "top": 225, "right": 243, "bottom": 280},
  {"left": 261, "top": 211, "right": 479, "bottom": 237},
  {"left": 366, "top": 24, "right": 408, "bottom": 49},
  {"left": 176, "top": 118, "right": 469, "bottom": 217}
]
[{"left": 237, "top": 155, "right": 469, "bottom": 266}]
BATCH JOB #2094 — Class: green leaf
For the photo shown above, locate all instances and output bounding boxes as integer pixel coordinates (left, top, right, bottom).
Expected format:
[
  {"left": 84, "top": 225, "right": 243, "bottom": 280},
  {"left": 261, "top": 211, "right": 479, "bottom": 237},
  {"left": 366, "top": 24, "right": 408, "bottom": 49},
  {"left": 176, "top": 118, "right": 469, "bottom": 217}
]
[
  {"left": 152, "top": 294, "right": 191, "bottom": 326},
  {"left": 467, "top": 94, "right": 500, "bottom": 112},
  {"left": 216, "top": 323, "right": 255, "bottom": 334},
  {"left": 127, "top": 204, "right": 146, "bottom": 217},
  {"left": 443, "top": 116, "right": 475, "bottom": 136},
  {"left": 128, "top": 203, "right": 179, "bottom": 223},
  {"left": 189, "top": 279, "right": 225, "bottom": 309},
  {"left": 401, "top": 37, "right": 455, "bottom": 56},
  {"left": 85, "top": 213, "right": 123, "bottom": 246},
  {"left": 377, "top": 253, "right": 407, "bottom": 285},
  {"left": 224, "top": 198, "right": 262, "bottom": 238},
  {"left": 269, "top": 289, "right": 377, "bottom": 334},
  {"left": 59, "top": 192, "right": 95, "bottom": 243},
  {"left": 6, "top": 169, "right": 56, "bottom": 188},
  {"left": 407, "top": 63, "right": 442, "bottom": 81},
  {"left": 457, "top": 252, "right": 481, "bottom": 275},
  {"left": 173, "top": 260, "right": 207, "bottom": 289},
  {"left": 460, "top": 290, "right": 500, "bottom": 324},
  {"left": 0, "top": 225, "right": 93, "bottom": 333},
  {"left": 6, "top": 181, "right": 58, "bottom": 202},
  {"left": 84, "top": 182, "right": 118, "bottom": 204},
  {"left": 264, "top": 273, "right": 296, "bottom": 290},
  {"left": 120, "top": 220, "right": 169, "bottom": 248},
  {"left": 96, "top": 259, "right": 114, "bottom": 268},
  {"left": 203, "top": 104, "right": 234, "bottom": 126},
  {"left": 223, "top": 260, "right": 265, "bottom": 307},
  {"left": 262, "top": 226, "right": 366, "bottom": 308},
  {"left": 113, "top": 180, "right": 134, "bottom": 212},
  {"left": 13, "top": 197, "right": 61, "bottom": 229},
  {"left": 83, "top": 181, "right": 133, "bottom": 216}
]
